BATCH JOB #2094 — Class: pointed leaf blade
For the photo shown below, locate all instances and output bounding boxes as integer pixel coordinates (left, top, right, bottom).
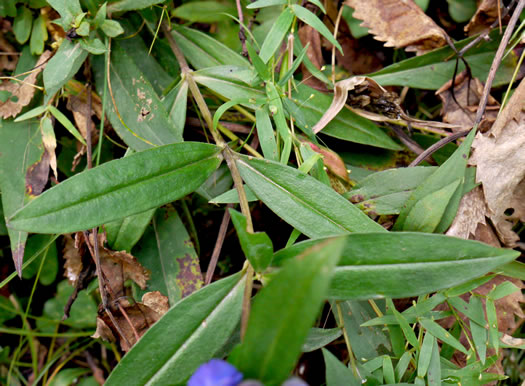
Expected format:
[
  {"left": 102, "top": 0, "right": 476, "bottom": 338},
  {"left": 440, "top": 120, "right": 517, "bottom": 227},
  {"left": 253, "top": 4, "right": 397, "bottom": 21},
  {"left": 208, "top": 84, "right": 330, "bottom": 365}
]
[{"left": 9, "top": 142, "right": 222, "bottom": 234}]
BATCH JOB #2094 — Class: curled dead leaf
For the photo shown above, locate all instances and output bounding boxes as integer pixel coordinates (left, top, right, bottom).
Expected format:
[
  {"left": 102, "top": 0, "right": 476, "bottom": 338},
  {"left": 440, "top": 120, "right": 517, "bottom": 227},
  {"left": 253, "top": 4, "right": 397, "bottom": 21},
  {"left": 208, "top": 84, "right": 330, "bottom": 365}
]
[
  {"left": 344, "top": 0, "right": 448, "bottom": 54},
  {"left": 142, "top": 291, "right": 169, "bottom": 315},
  {"left": 0, "top": 51, "right": 52, "bottom": 119},
  {"left": 302, "top": 140, "right": 350, "bottom": 182}
]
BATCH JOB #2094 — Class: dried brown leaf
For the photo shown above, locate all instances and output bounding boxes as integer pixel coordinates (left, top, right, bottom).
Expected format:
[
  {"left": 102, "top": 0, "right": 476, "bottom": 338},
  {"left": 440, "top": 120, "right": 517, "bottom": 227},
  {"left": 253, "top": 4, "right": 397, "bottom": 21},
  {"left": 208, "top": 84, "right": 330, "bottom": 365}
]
[
  {"left": 0, "top": 51, "right": 51, "bottom": 119},
  {"left": 465, "top": 0, "right": 500, "bottom": 36},
  {"left": 304, "top": 141, "right": 350, "bottom": 182},
  {"left": 436, "top": 71, "right": 499, "bottom": 132},
  {"left": 298, "top": 25, "right": 327, "bottom": 91},
  {"left": 63, "top": 233, "right": 84, "bottom": 284},
  {"left": 470, "top": 78, "right": 525, "bottom": 246},
  {"left": 344, "top": 0, "right": 448, "bottom": 54},
  {"left": 25, "top": 151, "right": 50, "bottom": 197},
  {"left": 446, "top": 186, "right": 488, "bottom": 240},
  {"left": 93, "top": 299, "right": 163, "bottom": 351},
  {"left": 142, "top": 291, "right": 169, "bottom": 315}
]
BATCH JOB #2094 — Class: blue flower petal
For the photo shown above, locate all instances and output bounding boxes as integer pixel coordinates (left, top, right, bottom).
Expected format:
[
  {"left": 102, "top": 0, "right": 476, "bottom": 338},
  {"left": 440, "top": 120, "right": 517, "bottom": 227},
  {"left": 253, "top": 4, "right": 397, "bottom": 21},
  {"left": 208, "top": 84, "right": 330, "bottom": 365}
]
[{"left": 188, "top": 359, "right": 243, "bottom": 386}]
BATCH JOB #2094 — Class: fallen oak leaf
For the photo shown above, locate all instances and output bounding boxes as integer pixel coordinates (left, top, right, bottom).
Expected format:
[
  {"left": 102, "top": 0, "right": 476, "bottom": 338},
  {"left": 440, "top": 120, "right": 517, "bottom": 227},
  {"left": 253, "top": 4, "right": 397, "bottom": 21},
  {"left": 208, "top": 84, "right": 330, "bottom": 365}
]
[
  {"left": 0, "top": 50, "right": 51, "bottom": 119},
  {"left": 344, "top": 0, "right": 448, "bottom": 55}
]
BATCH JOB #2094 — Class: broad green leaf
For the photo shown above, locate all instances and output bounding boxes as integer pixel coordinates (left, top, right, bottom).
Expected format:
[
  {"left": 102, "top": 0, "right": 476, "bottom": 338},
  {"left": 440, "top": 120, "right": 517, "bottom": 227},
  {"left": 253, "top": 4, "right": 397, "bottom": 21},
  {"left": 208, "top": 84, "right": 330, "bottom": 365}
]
[
  {"left": 118, "top": 21, "right": 175, "bottom": 94},
  {"left": 233, "top": 238, "right": 344, "bottom": 385},
  {"left": 444, "top": 275, "right": 495, "bottom": 298},
  {"left": 93, "top": 1, "right": 106, "bottom": 28},
  {"left": 9, "top": 142, "right": 222, "bottom": 234},
  {"left": 447, "top": 0, "right": 476, "bottom": 23},
  {"left": 403, "top": 179, "right": 461, "bottom": 233},
  {"left": 13, "top": 6, "right": 33, "bottom": 44},
  {"left": 92, "top": 41, "right": 182, "bottom": 150},
  {"left": 346, "top": 166, "right": 437, "bottom": 215},
  {"left": 101, "top": 19, "right": 124, "bottom": 37},
  {"left": 43, "top": 40, "right": 88, "bottom": 103},
  {"left": 497, "top": 261, "right": 525, "bottom": 281},
  {"left": 30, "top": 14, "right": 47, "bottom": 55},
  {"left": 172, "top": 1, "right": 236, "bottom": 23},
  {"left": 230, "top": 209, "right": 273, "bottom": 272},
  {"left": 105, "top": 272, "right": 245, "bottom": 385},
  {"left": 21, "top": 234, "right": 58, "bottom": 285},
  {"left": 247, "top": 0, "right": 287, "bottom": 8},
  {"left": 395, "top": 129, "right": 476, "bottom": 232},
  {"left": 196, "top": 164, "right": 233, "bottom": 201},
  {"left": 171, "top": 26, "right": 249, "bottom": 70},
  {"left": 259, "top": 7, "right": 294, "bottom": 63},
  {"left": 323, "top": 348, "right": 361, "bottom": 386},
  {"left": 0, "top": 119, "right": 45, "bottom": 273},
  {"left": 236, "top": 157, "right": 385, "bottom": 238},
  {"left": 291, "top": 5, "right": 342, "bottom": 54},
  {"left": 195, "top": 65, "right": 260, "bottom": 87},
  {"left": 342, "top": 5, "right": 368, "bottom": 38},
  {"left": 107, "top": 0, "right": 165, "bottom": 13},
  {"left": 333, "top": 300, "right": 391, "bottom": 361},
  {"left": 273, "top": 233, "right": 519, "bottom": 299},
  {"left": 286, "top": 84, "right": 402, "bottom": 150},
  {"left": 256, "top": 107, "right": 279, "bottom": 161},
  {"left": 369, "top": 29, "right": 517, "bottom": 89},
  {"left": 134, "top": 208, "right": 203, "bottom": 304},
  {"left": 469, "top": 296, "right": 487, "bottom": 364},
  {"left": 106, "top": 209, "right": 156, "bottom": 252},
  {"left": 302, "top": 328, "right": 342, "bottom": 352}
]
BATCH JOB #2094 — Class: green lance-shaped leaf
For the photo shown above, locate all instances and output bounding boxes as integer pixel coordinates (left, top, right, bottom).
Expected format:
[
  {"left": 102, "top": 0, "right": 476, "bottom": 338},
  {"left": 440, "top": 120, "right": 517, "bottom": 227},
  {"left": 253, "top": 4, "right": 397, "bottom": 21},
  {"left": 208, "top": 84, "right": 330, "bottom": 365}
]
[
  {"left": 92, "top": 41, "right": 182, "bottom": 151},
  {"left": 134, "top": 208, "right": 203, "bottom": 305},
  {"left": 13, "top": 6, "right": 33, "bottom": 44},
  {"left": 106, "top": 208, "right": 156, "bottom": 252},
  {"left": 230, "top": 209, "right": 273, "bottom": 272},
  {"left": 369, "top": 29, "right": 517, "bottom": 89},
  {"left": 233, "top": 238, "right": 345, "bottom": 385},
  {"left": 236, "top": 156, "right": 385, "bottom": 238},
  {"left": 107, "top": 0, "right": 165, "bottom": 13},
  {"left": 272, "top": 233, "right": 519, "bottom": 299},
  {"left": 302, "top": 328, "right": 342, "bottom": 352},
  {"left": 395, "top": 128, "right": 476, "bottom": 233},
  {"left": 9, "top": 142, "right": 222, "bottom": 234},
  {"left": 105, "top": 272, "right": 245, "bottom": 386}
]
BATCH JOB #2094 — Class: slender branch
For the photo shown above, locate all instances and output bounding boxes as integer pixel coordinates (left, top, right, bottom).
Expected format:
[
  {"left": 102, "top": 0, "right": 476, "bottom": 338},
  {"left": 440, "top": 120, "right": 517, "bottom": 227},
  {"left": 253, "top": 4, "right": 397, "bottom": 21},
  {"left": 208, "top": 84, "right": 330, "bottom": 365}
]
[
  {"left": 205, "top": 204, "right": 233, "bottom": 285},
  {"left": 235, "top": 0, "right": 248, "bottom": 56}
]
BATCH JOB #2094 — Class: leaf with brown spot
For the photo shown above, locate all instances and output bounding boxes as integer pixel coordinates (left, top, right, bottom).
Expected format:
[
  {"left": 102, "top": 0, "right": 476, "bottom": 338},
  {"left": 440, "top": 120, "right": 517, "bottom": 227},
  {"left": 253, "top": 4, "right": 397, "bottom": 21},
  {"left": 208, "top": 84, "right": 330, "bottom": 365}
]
[
  {"left": 470, "top": 77, "right": 525, "bottom": 246},
  {"left": 134, "top": 208, "right": 202, "bottom": 305},
  {"left": 344, "top": 0, "right": 448, "bottom": 55},
  {"left": 25, "top": 150, "right": 50, "bottom": 197},
  {"left": 0, "top": 119, "right": 45, "bottom": 276},
  {"left": 302, "top": 140, "right": 350, "bottom": 182},
  {"left": 0, "top": 51, "right": 51, "bottom": 119},
  {"left": 436, "top": 71, "right": 499, "bottom": 132}
]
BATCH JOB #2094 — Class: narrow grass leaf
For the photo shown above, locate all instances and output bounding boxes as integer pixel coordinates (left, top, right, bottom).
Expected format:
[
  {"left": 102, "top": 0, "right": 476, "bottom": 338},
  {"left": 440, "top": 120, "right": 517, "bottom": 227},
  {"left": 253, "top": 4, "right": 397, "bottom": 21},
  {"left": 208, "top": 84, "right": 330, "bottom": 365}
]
[
  {"left": 302, "top": 328, "right": 342, "bottom": 352},
  {"left": 323, "top": 348, "right": 361, "bottom": 386},
  {"left": 255, "top": 107, "right": 279, "bottom": 161},
  {"left": 48, "top": 106, "right": 86, "bottom": 145},
  {"left": 418, "top": 332, "right": 435, "bottom": 378},
  {"left": 388, "top": 300, "right": 419, "bottom": 348},
  {"left": 469, "top": 296, "right": 487, "bottom": 364},
  {"left": 291, "top": 5, "right": 342, "bottom": 54},
  {"left": 105, "top": 209, "right": 156, "bottom": 252},
  {"left": 383, "top": 356, "right": 396, "bottom": 385},
  {"left": 427, "top": 335, "right": 441, "bottom": 386},
  {"left": 259, "top": 7, "right": 294, "bottom": 63},
  {"left": 419, "top": 318, "right": 468, "bottom": 354}
]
